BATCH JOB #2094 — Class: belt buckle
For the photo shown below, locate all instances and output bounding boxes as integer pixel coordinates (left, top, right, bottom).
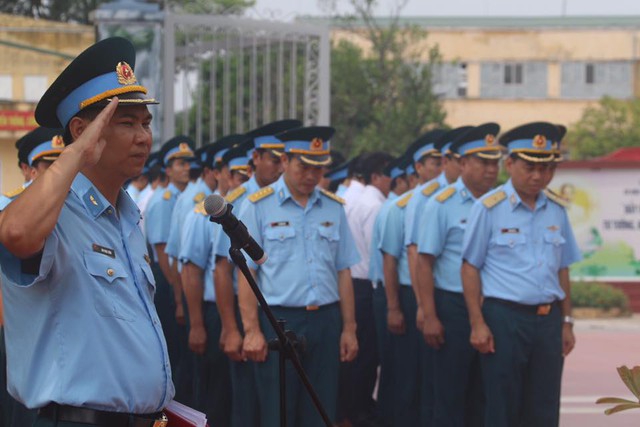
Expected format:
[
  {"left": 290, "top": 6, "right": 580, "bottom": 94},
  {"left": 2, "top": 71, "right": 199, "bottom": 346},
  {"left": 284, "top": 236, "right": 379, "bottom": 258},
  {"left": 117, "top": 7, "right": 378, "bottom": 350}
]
[
  {"left": 306, "top": 305, "right": 319, "bottom": 311},
  {"left": 536, "top": 304, "right": 551, "bottom": 316},
  {"left": 153, "top": 413, "right": 168, "bottom": 427}
]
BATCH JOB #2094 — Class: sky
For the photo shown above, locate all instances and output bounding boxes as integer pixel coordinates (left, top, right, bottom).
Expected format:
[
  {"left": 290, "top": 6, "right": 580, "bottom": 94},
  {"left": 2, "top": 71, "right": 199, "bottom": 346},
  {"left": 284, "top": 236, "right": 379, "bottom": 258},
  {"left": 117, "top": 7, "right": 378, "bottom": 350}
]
[{"left": 246, "top": 0, "right": 640, "bottom": 21}]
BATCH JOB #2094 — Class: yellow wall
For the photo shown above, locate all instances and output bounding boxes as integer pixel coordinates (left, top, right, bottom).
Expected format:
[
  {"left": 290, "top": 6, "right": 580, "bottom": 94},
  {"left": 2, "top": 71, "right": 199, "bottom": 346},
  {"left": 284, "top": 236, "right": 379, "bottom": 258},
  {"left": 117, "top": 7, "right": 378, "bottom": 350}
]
[{"left": 0, "top": 13, "right": 93, "bottom": 193}]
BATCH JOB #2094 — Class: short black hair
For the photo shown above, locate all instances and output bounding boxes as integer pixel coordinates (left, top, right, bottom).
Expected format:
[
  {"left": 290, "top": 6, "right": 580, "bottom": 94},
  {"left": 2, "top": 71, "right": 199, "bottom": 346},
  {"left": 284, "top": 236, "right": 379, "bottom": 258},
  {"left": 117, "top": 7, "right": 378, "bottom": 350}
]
[{"left": 362, "top": 151, "right": 394, "bottom": 185}]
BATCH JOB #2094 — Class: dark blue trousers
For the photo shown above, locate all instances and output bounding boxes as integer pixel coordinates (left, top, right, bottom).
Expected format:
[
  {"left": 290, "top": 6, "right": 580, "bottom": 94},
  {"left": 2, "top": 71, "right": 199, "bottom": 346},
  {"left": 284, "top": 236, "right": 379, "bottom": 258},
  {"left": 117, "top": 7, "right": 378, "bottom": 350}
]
[
  {"left": 193, "top": 302, "right": 231, "bottom": 426},
  {"left": 231, "top": 301, "right": 259, "bottom": 427},
  {"left": 255, "top": 304, "right": 341, "bottom": 427},
  {"left": 337, "top": 278, "right": 378, "bottom": 424},
  {"left": 372, "top": 283, "right": 392, "bottom": 425},
  {"left": 0, "top": 328, "right": 36, "bottom": 427},
  {"left": 433, "top": 289, "right": 484, "bottom": 427},
  {"left": 481, "top": 299, "right": 564, "bottom": 427}
]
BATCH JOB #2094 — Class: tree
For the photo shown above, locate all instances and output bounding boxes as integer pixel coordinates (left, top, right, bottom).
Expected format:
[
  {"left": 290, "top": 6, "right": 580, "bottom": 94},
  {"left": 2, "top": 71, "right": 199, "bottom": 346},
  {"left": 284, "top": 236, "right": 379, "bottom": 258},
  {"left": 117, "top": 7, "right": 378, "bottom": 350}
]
[
  {"left": 327, "top": 0, "right": 447, "bottom": 157},
  {"left": 568, "top": 96, "right": 640, "bottom": 160}
]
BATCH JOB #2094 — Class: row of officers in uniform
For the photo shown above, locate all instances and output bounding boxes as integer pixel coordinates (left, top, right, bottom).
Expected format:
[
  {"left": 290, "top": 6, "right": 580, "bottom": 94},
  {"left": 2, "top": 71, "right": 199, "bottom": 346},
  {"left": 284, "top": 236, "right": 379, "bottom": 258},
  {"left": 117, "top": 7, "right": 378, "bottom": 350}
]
[{"left": 0, "top": 37, "right": 580, "bottom": 427}]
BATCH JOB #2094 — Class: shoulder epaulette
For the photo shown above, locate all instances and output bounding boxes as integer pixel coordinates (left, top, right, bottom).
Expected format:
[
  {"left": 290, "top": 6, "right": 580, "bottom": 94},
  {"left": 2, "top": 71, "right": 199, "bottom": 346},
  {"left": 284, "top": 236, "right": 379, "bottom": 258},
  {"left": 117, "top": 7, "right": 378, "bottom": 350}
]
[
  {"left": 422, "top": 181, "right": 440, "bottom": 197},
  {"left": 319, "top": 188, "right": 345, "bottom": 205},
  {"left": 194, "top": 201, "right": 207, "bottom": 215},
  {"left": 396, "top": 192, "right": 413, "bottom": 208},
  {"left": 162, "top": 190, "right": 172, "bottom": 201},
  {"left": 225, "top": 186, "right": 247, "bottom": 203},
  {"left": 193, "top": 192, "right": 205, "bottom": 203},
  {"left": 544, "top": 188, "right": 570, "bottom": 208},
  {"left": 248, "top": 187, "right": 274, "bottom": 203},
  {"left": 482, "top": 190, "right": 507, "bottom": 209},
  {"left": 3, "top": 186, "right": 24, "bottom": 199},
  {"left": 436, "top": 186, "right": 456, "bottom": 203}
]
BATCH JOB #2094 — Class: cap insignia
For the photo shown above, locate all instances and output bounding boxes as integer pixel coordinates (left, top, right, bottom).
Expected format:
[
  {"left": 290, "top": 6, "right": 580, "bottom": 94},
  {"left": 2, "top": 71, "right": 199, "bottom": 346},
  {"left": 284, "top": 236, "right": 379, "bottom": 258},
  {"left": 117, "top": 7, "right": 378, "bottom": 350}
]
[
  {"left": 179, "top": 142, "right": 190, "bottom": 153},
  {"left": 116, "top": 62, "right": 137, "bottom": 85},
  {"left": 51, "top": 135, "right": 64, "bottom": 149},
  {"left": 485, "top": 134, "right": 496, "bottom": 146},
  {"left": 551, "top": 142, "right": 558, "bottom": 150},
  {"left": 310, "top": 138, "right": 324, "bottom": 151},
  {"left": 532, "top": 135, "right": 546, "bottom": 149}
]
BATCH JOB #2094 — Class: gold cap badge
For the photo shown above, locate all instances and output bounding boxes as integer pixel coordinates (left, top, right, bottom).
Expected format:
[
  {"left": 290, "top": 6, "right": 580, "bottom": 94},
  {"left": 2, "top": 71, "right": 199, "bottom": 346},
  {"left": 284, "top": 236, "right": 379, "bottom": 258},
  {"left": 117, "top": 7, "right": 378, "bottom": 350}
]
[
  {"left": 51, "top": 135, "right": 64, "bottom": 148},
  {"left": 532, "top": 135, "right": 547, "bottom": 149},
  {"left": 179, "top": 142, "right": 190, "bottom": 153},
  {"left": 310, "top": 138, "right": 324, "bottom": 151},
  {"left": 116, "top": 62, "right": 137, "bottom": 85},
  {"left": 485, "top": 134, "right": 496, "bottom": 146}
]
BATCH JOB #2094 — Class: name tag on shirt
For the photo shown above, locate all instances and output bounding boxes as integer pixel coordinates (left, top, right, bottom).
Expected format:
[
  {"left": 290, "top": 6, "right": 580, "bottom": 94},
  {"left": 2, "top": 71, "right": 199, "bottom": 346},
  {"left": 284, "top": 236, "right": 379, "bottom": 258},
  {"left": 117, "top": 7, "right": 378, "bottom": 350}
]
[
  {"left": 270, "top": 221, "right": 290, "bottom": 228},
  {"left": 92, "top": 243, "right": 115, "bottom": 258},
  {"left": 501, "top": 228, "right": 520, "bottom": 234},
  {"left": 320, "top": 221, "right": 334, "bottom": 227}
]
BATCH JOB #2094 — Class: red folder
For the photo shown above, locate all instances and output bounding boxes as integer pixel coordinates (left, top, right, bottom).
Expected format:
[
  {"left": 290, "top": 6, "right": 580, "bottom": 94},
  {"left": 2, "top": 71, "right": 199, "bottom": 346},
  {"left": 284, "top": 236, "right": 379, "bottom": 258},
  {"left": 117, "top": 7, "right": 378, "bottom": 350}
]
[{"left": 165, "top": 400, "right": 209, "bottom": 427}]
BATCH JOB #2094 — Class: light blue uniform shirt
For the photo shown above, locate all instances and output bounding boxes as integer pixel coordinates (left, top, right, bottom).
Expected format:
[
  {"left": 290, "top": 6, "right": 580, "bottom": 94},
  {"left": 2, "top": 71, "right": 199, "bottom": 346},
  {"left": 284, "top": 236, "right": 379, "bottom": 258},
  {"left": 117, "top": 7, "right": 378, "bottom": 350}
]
[
  {"left": 237, "top": 176, "right": 360, "bottom": 307},
  {"left": 418, "top": 178, "right": 476, "bottom": 293},
  {"left": 145, "top": 182, "right": 181, "bottom": 249},
  {"left": 125, "top": 182, "right": 142, "bottom": 203},
  {"left": 368, "top": 191, "right": 400, "bottom": 284},
  {"left": 179, "top": 196, "right": 221, "bottom": 302},
  {"left": 213, "top": 176, "right": 260, "bottom": 264},
  {"left": 404, "top": 172, "right": 450, "bottom": 246},
  {"left": 166, "top": 178, "right": 212, "bottom": 264},
  {"left": 462, "top": 179, "right": 582, "bottom": 305},
  {"left": 0, "top": 173, "right": 174, "bottom": 412},
  {"left": 336, "top": 184, "right": 348, "bottom": 198},
  {"left": 379, "top": 190, "right": 413, "bottom": 286}
]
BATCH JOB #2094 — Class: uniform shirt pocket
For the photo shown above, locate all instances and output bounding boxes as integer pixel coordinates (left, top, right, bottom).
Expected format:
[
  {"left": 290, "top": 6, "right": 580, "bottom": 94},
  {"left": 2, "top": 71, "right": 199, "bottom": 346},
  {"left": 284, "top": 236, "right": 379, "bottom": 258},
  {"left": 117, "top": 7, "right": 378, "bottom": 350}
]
[
  {"left": 543, "top": 231, "right": 566, "bottom": 269},
  {"left": 317, "top": 224, "right": 341, "bottom": 260},
  {"left": 494, "top": 233, "right": 526, "bottom": 248},
  {"left": 84, "top": 251, "right": 136, "bottom": 322},
  {"left": 140, "top": 260, "right": 157, "bottom": 292},
  {"left": 264, "top": 226, "right": 296, "bottom": 262}
]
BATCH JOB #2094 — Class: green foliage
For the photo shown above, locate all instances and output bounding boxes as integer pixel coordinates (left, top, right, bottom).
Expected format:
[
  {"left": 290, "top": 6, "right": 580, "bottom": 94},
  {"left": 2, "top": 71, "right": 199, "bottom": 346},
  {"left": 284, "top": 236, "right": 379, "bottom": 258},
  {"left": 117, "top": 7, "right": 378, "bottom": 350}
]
[
  {"left": 329, "top": 0, "right": 447, "bottom": 157},
  {"left": 569, "top": 96, "right": 640, "bottom": 160},
  {"left": 597, "top": 366, "right": 640, "bottom": 415},
  {"left": 167, "top": 0, "right": 255, "bottom": 15},
  {"left": 571, "top": 281, "right": 630, "bottom": 311}
]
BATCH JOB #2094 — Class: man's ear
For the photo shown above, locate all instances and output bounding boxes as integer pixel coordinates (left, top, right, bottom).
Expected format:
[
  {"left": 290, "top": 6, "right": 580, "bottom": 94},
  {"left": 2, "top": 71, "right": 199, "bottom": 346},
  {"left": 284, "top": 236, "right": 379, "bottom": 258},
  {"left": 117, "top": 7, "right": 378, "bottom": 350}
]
[{"left": 68, "top": 116, "right": 88, "bottom": 141}]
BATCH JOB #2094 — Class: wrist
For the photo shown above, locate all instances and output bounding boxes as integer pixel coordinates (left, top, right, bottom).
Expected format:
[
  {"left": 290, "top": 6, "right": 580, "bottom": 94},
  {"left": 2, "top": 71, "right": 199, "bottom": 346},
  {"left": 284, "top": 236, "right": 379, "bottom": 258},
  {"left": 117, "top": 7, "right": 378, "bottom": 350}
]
[
  {"left": 563, "top": 315, "right": 575, "bottom": 326},
  {"left": 342, "top": 322, "right": 357, "bottom": 334}
]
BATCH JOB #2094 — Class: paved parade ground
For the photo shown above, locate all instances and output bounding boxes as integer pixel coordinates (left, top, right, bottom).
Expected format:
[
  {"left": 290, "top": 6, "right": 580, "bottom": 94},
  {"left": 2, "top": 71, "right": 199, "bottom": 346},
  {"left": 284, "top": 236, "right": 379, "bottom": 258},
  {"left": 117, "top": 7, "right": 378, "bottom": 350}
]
[{"left": 561, "top": 316, "right": 640, "bottom": 427}]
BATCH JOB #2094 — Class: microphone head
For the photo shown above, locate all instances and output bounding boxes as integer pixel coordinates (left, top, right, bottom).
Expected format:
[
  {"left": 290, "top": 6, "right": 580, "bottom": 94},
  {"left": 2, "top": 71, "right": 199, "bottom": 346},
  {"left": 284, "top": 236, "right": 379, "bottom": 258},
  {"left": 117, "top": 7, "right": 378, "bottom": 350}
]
[{"left": 204, "top": 194, "right": 227, "bottom": 217}]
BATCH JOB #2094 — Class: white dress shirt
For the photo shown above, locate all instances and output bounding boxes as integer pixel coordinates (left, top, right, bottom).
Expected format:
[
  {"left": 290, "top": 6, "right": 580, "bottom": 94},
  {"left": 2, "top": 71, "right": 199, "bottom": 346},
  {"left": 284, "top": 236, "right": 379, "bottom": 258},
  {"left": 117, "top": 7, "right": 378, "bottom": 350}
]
[
  {"left": 347, "top": 184, "right": 387, "bottom": 280},
  {"left": 343, "top": 180, "right": 365, "bottom": 215}
]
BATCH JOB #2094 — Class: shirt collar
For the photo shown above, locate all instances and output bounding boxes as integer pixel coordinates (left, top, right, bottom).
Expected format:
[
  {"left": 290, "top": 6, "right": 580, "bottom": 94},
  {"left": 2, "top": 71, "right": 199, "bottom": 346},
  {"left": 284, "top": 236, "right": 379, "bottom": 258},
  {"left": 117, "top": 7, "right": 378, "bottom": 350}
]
[
  {"left": 437, "top": 171, "right": 449, "bottom": 187},
  {"left": 455, "top": 177, "right": 475, "bottom": 202},
  {"left": 503, "top": 179, "right": 548, "bottom": 211},
  {"left": 274, "top": 175, "right": 321, "bottom": 207},
  {"left": 71, "top": 173, "right": 141, "bottom": 223}
]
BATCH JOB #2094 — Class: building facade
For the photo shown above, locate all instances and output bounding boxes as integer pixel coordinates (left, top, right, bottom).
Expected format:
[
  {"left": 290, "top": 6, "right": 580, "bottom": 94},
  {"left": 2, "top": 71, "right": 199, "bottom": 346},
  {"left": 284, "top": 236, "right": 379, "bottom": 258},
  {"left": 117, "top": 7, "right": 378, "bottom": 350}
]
[
  {"left": 0, "top": 13, "right": 93, "bottom": 193},
  {"left": 329, "top": 16, "right": 640, "bottom": 131}
]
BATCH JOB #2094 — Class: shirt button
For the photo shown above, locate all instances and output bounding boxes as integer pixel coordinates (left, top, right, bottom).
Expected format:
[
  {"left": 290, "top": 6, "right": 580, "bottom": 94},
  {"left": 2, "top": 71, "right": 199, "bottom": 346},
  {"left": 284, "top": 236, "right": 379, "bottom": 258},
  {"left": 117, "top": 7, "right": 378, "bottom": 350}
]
[
  {"left": 106, "top": 268, "right": 115, "bottom": 277},
  {"left": 106, "top": 208, "right": 113, "bottom": 215}
]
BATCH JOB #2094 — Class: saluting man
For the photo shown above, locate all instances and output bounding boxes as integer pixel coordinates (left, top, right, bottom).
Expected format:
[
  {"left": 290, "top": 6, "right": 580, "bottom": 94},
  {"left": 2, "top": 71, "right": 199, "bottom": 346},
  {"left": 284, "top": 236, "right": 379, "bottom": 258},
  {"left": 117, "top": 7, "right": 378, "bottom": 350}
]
[
  {"left": 461, "top": 122, "right": 582, "bottom": 427},
  {"left": 416, "top": 123, "right": 501, "bottom": 426},
  {"left": 238, "top": 126, "right": 359, "bottom": 427},
  {"left": 0, "top": 37, "right": 173, "bottom": 426}
]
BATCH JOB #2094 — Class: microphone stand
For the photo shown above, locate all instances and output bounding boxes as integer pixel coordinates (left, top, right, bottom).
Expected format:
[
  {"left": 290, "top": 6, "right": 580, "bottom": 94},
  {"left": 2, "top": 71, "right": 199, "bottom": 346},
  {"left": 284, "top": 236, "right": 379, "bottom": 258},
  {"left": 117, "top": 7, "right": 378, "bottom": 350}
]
[{"left": 222, "top": 231, "right": 333, "bottom": 427}]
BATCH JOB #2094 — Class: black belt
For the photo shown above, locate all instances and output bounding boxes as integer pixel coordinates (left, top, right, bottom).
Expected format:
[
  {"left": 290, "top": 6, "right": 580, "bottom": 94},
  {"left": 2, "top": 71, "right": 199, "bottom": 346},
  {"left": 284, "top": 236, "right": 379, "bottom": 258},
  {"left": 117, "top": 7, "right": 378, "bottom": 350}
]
[
  {"left": 485, "top": 297, "right": 557, "bottom": 316},
  {"left": 39, "top": 403, "right": 168, "bottom": 427},
  {"left": 269, "top": 302, "right": 339, "bottom": 312}
]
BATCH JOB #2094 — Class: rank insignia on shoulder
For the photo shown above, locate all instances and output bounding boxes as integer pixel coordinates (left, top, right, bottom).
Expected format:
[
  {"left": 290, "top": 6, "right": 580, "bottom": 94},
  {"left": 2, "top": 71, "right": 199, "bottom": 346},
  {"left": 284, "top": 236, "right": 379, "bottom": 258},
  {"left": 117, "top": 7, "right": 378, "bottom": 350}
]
[
  {"left": 92, "top": 243, "right": 115, "bottom": 258},
  {"left": 482, "top": 190, "right": 506, "bottom": 209},
  {"left": 544, "top": 188, "right": 570, "bottom": 208},
  {"left": 422, "top": 181, "right": 440, "bottom": 197},
  {"left": 248, "top": 187, "right": 274, "bottom": 203},
  {"left": 319, "top": 189, "right": 345, "bottom": 205},
  {"left": 194, "top": 201, "right": 207, "bottom": 215},
  {"left": 226, "top": 186, "right": 247, "bottom": 203},
  {"left": 163, "top": 190, "right": 172, "bottom": 201},
  {"left": 193, "top": 192, "right": 205, "bottom": 203},
  {"left": 3, "top": 186, "right": 24, "bottom": 199},
  {"left": 436, "top": 186, "right": 456, "bottom": 203},
  {"left": 396, "top": 192, "right": 413, "bottom": 208},
  {"left": 89, "top": 194, "right": 99, "bottom": 206},
  {"left": 270, "top": 221, "right": 290, "bottom": 227}
]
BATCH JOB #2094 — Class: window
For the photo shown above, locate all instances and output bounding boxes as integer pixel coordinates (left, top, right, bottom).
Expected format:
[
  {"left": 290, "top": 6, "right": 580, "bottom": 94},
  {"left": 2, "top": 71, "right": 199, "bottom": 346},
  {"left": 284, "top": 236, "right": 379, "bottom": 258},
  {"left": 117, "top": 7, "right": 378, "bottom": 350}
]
[
  {"left": 585, "top": 63, "right": 595, "bottom": 84},
  {"left": 504, "top": 63, "right": 523, "bottom": 84},
  {"left": 24, "top": 75, "right": 48, "bottom": 102},
  {"left": 0, "top": 75, "right": 12, "bottom": 100},
  {"left": 457, "top": 62, "right": 468, "bottom": 97}
]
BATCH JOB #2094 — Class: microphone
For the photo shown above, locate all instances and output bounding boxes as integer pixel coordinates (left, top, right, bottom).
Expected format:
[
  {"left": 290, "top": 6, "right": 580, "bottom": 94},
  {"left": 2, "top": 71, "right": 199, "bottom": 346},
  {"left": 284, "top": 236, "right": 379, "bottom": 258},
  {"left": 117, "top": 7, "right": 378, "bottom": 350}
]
[{"left": 204, "top": 194, "right": 268, "bottom": 265}]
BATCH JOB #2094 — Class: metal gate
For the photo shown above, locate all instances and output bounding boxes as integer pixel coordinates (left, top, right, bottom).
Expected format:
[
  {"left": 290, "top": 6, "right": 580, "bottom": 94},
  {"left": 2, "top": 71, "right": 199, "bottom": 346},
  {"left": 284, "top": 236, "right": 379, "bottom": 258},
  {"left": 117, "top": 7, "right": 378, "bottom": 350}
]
[{"left": 162, "top": 14, "right": 330, "bottom": 147}]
